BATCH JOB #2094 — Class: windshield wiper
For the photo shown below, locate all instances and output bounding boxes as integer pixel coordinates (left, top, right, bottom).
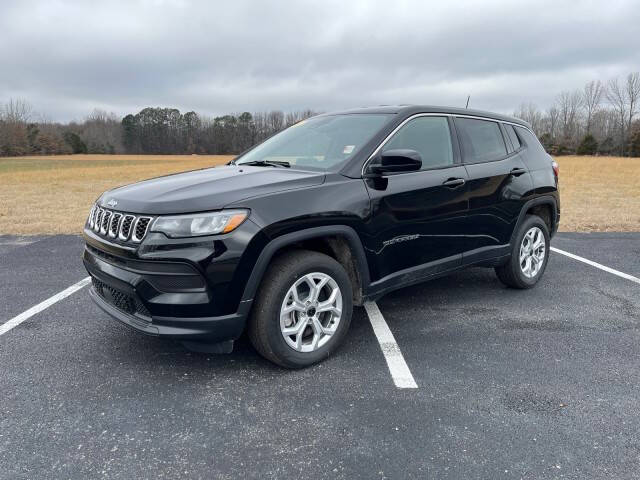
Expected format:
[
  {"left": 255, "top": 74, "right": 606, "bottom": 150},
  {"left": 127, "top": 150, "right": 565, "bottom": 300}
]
[{"left": 239, "top": 160, "right": 290, "bottom": 168}]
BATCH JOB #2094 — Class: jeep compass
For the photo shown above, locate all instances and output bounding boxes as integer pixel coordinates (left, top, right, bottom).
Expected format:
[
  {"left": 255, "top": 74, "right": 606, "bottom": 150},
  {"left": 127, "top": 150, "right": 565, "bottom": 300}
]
[{"left": 83, "top": 105, "right": 560, "bottom": 368}]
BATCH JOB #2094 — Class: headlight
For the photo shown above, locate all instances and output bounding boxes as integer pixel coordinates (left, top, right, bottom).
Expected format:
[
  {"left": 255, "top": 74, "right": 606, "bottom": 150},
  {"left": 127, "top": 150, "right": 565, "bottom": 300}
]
[{"left": 151, "top": 209, "right": 248, "bottom": 238}]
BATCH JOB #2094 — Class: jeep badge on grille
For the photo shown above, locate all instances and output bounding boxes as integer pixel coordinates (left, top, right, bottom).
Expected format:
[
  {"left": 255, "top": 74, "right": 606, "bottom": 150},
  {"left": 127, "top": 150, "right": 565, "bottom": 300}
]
[{"left": 107, "top": 199, "right": 118, "bottom": 207}]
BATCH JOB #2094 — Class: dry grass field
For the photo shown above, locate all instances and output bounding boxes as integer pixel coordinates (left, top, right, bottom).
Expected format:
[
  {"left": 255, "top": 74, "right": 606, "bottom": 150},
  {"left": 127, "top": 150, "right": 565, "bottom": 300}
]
[
  {"left": 556, "top": 156, "right": 639, "bottom": 232},
  {"left": 0, "top": 155, "right": 232, "bottom": 235},
  {"left": 0, "top": 154, "right": 638, "bottom": 234}
]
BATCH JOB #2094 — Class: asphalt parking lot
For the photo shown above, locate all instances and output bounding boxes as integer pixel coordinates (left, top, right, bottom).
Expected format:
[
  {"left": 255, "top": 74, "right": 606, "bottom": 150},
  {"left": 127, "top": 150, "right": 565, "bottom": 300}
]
[{"left": 1, "top": 233, "right": 639, "bottom": 479}]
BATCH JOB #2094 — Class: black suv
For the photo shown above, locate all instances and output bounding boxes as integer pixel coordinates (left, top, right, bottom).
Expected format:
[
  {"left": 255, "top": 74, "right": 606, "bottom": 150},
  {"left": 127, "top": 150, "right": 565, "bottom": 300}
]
[{"left": 83, "top": 105, "right": 560, "bottom": 368}]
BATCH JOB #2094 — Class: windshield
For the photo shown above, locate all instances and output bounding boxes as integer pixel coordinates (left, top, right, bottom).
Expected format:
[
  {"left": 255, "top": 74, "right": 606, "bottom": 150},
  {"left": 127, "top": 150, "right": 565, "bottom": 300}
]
[{"left": 235, "top": 114, "right": 391, "bottom": 171}]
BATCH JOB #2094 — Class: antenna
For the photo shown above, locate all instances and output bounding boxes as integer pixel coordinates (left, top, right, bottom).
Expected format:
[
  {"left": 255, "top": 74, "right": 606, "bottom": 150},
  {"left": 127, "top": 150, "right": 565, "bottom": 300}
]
[{"left": 465, "top": 95, "right": 470, "bottom": 109}]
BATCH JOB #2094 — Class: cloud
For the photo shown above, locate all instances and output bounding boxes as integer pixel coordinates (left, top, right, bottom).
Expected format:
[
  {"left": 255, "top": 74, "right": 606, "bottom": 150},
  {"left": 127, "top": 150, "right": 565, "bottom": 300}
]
[{"left": 1, "top": 0, "right": 639, "bottom": 121}]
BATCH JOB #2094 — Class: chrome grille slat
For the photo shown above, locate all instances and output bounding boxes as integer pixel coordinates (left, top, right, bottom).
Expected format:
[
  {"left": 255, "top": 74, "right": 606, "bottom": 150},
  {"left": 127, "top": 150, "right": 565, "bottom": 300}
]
[
  {"left": 86, "top": 206, "right": 152, "bottom": 244},
  {"left": 94, "top": 208, "right": 103, "bottom": 232},
  {"left": 100, "top": 210, "right": 112, "bottom": 235},
  {"left": 119, "top": 215, "right": 136, "bottom": 241},
  {"left": 91, "top": 206, "right": 98, "bottom": 228},
  {"left": 88, "top": 205, "right": 96, "bottom": 229},
  {"left": 109, "top": 213, "right": 122, "bottom": 238},
  {"left": 132, "top": 217, "right": 152, "bottom": 243}
]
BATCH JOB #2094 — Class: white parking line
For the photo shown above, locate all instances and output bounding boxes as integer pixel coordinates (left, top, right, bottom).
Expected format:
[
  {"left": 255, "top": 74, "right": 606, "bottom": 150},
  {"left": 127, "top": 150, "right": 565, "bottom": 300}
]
[
  {"left": 364, "top": 301, "right": 418, "bottom": 389},
  {"left": 551, "top": 247, "right": 640, "bottom": 285},
  {"left": 0, "top": 277, "right": 91, "bottom": 337}
]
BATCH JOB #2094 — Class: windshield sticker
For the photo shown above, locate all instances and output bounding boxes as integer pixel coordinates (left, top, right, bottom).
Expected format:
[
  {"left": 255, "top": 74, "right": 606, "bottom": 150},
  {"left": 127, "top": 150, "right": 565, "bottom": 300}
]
[{"left": 343, "top": 145, "right": 355, "bottom": 154}]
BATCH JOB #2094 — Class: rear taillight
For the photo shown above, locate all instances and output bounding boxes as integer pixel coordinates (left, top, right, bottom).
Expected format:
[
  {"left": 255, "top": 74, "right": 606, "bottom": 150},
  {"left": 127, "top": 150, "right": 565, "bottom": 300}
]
[{"left": 551, "top": 160, "right": 559, "bottom": 178}]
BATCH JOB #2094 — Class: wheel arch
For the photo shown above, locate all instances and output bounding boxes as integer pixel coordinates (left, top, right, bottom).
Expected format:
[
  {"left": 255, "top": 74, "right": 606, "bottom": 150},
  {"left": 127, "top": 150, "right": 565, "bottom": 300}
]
[
  {"left": 240, "top": 225, "right": 371, "bottom": 306},
  {"left": 511, "top": 196, "right": 559, "bottom": 244}
]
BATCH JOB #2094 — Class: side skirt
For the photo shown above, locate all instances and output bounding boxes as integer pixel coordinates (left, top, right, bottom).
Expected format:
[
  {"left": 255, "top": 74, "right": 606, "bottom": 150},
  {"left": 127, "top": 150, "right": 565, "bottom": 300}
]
[{"left": 364, "top": 246, "right": 511, "bottom": 301}]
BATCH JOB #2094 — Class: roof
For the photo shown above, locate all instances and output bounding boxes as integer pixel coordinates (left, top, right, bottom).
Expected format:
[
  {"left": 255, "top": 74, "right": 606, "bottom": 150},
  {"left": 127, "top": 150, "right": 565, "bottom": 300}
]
[{"left": 322, "top": 104, "right": 530, "bottom": 128}]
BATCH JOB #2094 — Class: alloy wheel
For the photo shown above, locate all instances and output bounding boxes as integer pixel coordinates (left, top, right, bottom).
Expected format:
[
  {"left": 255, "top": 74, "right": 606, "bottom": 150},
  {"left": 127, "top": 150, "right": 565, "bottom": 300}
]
[
  {"left": 519, "top": 226, "right": 546, "bottom": 278},
  {"left": 279, "top": 272, "right": 343, "bottom": 353}
]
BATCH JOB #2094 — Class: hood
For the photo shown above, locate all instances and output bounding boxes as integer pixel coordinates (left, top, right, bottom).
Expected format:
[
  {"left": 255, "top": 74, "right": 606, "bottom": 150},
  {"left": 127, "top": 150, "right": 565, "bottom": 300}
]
[{"left": 98, "top": 165, "right": 325, "bottom": 215}]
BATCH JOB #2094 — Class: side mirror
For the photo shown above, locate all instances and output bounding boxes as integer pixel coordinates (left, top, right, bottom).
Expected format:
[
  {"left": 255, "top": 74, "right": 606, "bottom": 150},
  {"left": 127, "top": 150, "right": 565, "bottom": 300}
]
[{"left": 366, "top": 149, "right": 422, "bottom": 176}]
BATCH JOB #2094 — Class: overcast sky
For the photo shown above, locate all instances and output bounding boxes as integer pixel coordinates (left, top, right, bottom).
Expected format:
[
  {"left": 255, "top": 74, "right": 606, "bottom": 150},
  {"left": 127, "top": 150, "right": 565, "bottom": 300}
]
[{"left": 1, "top": 0, "right": 639, "bottom": 122}]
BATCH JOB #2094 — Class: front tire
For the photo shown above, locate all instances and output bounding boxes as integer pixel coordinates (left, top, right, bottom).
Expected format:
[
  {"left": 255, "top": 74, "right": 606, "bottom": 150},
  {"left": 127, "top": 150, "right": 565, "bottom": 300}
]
[
  {"left": 248, "top": 250, "right": 353, "bottom": 368},
  {"left": 495, "top": 215, "right": 550, "bottom": 289}
]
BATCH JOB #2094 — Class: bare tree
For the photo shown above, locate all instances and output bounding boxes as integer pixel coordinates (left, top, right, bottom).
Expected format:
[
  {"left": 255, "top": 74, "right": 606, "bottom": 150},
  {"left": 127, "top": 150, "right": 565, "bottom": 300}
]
[
  {"left": 545, "top": 106, "right": 560, "bottom": 140},
  {"left": 606, "top": 77, "right": 630, "bottom": 155},
  {"left": 625, "top": 72, "right": 640, "bottom": 153},
  {"left": 557, "top": 90, "right": 583, "bottom": 145},
  {"left": 266, "top": 110, "right": 284, "bottom": 134},
  {"left": 514, "top": 102, "right": 543, "bottom": 134},
  {"left": 3, "top": 98, "right": 33, "bottom": 123},
  {"left": 0, "top": 99, "right": 33, "bottom": 156},
  {"left": 80, "top": 109, "right": 124, "bottom": 153},
  {"left": 582, "top": 80, "right": 603, "bottom": 134}
]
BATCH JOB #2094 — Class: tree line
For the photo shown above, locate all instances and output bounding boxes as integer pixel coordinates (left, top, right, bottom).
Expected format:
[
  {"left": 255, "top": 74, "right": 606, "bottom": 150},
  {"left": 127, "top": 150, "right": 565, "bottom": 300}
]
[
  {"left": 514, "top": 72, "right": 640, "bottom": 156},
  {"left": 0, "top": 102, "right": 317, "bottom": 157},
  {"left": 1, "top": 71, "right": 639, "bottom": 157}
]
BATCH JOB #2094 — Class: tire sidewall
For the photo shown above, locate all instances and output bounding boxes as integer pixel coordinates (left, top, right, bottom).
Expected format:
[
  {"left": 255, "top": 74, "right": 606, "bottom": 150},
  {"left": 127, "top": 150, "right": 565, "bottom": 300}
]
[
  {"left": 512, "top": 216, "right": 550, "bottom": 287},
  {"left": 262, "top": 255, "right": 353, "bottom": 367}
]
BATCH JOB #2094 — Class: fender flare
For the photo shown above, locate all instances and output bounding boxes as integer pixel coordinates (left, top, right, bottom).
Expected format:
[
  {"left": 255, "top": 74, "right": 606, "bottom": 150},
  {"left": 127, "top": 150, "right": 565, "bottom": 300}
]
[
  {"left": 511, "top": 195, "right": 559, "bottom": 243},
  {"left": 239, "top": 225, "right": 371, "bottom": 304}
]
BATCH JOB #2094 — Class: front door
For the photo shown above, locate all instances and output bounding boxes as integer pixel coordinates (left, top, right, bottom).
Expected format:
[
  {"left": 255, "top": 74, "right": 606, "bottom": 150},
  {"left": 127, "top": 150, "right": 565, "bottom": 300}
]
[{"left": 364, "top": 115, "right": 469, "bottom": 283}]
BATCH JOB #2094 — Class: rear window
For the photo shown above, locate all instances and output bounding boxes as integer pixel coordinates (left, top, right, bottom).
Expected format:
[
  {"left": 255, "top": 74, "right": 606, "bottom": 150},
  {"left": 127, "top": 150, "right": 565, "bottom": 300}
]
[
  {"left": 515, "top": 126, "right": 548, "bottom": 155},
  {"left": 504, "top": 124, "right": 521, "bottom": 151},
  {"left": 455, "top": 118, "right": 507, "bottom": 163}
]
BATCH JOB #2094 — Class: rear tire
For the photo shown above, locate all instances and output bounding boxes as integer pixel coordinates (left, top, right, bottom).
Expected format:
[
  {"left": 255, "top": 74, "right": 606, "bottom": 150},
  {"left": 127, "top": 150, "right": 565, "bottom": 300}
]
[
  {"left": 495, "top": 215, "right": 550, "bottom": 289},
  {"left": 248, "top": 250, "right": 353, "bottom": 368}
]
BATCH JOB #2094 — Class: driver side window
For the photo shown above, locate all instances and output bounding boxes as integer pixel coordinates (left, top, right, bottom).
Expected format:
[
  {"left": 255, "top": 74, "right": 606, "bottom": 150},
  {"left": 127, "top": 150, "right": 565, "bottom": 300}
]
[{"left": 382, "top": 116, "right": 454, "bottom": 170}]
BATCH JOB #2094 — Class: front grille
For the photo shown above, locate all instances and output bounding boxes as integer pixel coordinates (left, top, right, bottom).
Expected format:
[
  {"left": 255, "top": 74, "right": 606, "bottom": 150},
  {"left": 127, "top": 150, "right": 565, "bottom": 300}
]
[
  {"left": 87, "top": 205, "right": 153, "bottom": 244},
  {"left": 92, "top": 277, "right": 151, "bottom": 319}
]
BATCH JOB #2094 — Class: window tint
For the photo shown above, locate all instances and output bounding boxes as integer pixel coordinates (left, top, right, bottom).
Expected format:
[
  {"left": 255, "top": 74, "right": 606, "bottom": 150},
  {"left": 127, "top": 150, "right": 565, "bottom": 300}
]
[
  {"left": 382, "top": 116, "right": 453, "bottom": 170},
  {"left": 455, "top": 118, "right": 507, "bottom": 162},
  {"left": 515, "top": 126, "right": 548, "bottom": 154},
  {"left": 504, "top": 124, "right": 521, "bottom": 150}
]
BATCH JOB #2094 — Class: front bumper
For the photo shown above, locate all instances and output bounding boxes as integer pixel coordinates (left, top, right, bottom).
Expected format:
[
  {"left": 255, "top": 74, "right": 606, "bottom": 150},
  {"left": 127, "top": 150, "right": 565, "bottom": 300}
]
[
  {"left": 88, "top": 286, "right": 247, "bottom": 340},
  {"left": 83, "top": 225, "right": 258, "bottom": 342}
]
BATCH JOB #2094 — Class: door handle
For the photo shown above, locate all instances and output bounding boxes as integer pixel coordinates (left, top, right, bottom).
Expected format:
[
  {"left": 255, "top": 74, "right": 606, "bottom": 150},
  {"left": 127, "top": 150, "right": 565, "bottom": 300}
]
[
  {"left": 442, "top": 177, "right": 466, "bottom": 188},
  {"left": 510, "top": 167, "right": 527, "bottom": 177}
]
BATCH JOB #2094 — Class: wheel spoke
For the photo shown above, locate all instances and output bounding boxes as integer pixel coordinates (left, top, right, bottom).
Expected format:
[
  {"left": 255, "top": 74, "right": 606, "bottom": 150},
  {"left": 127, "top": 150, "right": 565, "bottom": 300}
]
[
  {"left": 519, "top": 249, "right": 528, "bottom": 264},
  {"left": 288, "top": 284, "right": 306, "bottom": 310},
  {"left": 307, "top": 275, "right": 329, "bottom": 303},
  {"left": 316, "top": 287, "right": 339, "bottom": 312},
  {"left": 523, "top": 257, "right": 532, "bottom": 276},
  {"left": 312, "top": 317, "right": 335, "bottom": 336},
  {"left": 282, "top": 300, "right": 305, "bottom": 315},
  {"left": 317, "top": 305, "right": 341, "bottom": 317},
  {"left": 309, "top": 329, "right": 321, "bottom": 350},
  {"left": 282, "top": 317, "right": 308, "bottom": 337},
  {"left": 294, "top": 318, "right": 311, "bottom": 350},
  {"left": 295, "top": 328, "right": 305, "bottom": 350},
  {"left": 532, "top": 235, "right": 543, "bottom": 250}
]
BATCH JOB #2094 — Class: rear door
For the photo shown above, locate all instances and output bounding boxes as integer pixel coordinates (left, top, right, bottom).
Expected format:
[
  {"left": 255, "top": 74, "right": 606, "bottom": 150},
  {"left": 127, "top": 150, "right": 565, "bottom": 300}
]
[
  {"left": 364, "top": 115, "right": 469, "bottom": 281},
  {"left": 454, "top": 117, "right": 534, "bottom": 264}
]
